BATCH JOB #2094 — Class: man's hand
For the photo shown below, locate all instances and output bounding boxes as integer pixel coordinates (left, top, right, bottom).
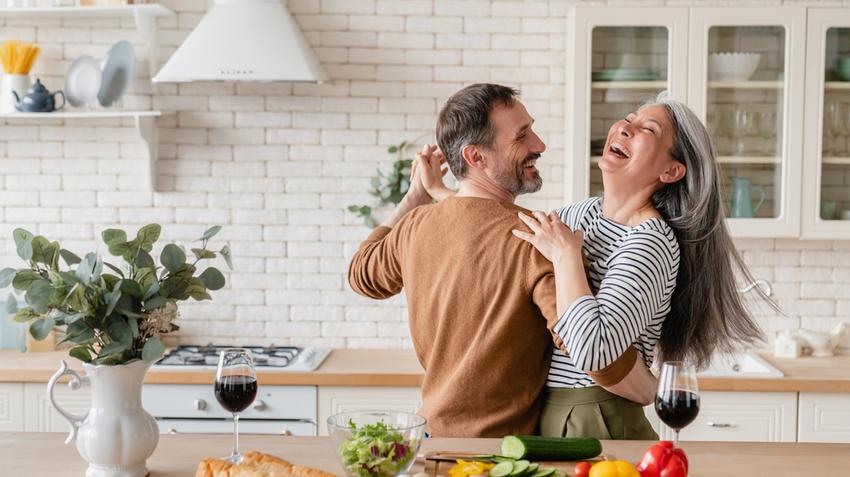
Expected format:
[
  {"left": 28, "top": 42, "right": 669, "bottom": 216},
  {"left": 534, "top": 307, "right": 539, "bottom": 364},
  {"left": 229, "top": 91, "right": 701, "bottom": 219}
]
[
  {"left": 416, "top": 144, "right": 454, "bottom": 201},
  {"left": 379, "top": 144, "right": 439, "bottom": 229}
]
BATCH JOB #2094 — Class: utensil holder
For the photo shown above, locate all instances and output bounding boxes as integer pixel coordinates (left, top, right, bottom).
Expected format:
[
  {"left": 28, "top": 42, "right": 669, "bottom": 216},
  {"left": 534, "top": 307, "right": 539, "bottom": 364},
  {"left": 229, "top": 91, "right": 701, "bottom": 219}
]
[{"left": 0, "top": 74, "right": 31, "bottom": 113}]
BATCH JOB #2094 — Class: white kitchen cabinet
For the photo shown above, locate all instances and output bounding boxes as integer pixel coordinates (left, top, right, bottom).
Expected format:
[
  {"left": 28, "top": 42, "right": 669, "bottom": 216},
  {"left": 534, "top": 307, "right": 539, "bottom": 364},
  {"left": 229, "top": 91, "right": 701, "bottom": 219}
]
[
  {"left": 23, "top": 382, "right": 90, "bottom": 432},
  {"left": 317, "top": 386, "right": 422, "bottom": 436},
  {"left": 802, "top": 9, "right": 850, "bottom": 238},
  {"left": 0, "top": 383, "right": 24, "bottom": 431},
  {"left": 798, "top": 392, "right": 850, "bottom": 443},
  {"left": 645, "top": 391, "right": 798, "bottom": 442},
  {"left": 567, "top": 6, "right": 817, "bottom": 238}
]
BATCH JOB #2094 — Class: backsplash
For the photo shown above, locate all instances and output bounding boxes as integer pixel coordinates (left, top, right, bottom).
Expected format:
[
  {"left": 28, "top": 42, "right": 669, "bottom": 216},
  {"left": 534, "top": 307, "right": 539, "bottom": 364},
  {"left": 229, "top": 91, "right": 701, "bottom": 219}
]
[{"left": 0, "top": 0, "right": 848, "bottom": 350}]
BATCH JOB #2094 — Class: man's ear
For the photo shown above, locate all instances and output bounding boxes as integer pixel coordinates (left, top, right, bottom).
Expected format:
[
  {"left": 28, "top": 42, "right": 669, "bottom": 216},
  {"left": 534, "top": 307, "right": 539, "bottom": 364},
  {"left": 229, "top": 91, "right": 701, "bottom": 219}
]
[
  {"left": 461, "top": 145, "right": 486, "bottom": 170},
  {"left": 660, "top": 161, "right": 686, "bottom": 184}
]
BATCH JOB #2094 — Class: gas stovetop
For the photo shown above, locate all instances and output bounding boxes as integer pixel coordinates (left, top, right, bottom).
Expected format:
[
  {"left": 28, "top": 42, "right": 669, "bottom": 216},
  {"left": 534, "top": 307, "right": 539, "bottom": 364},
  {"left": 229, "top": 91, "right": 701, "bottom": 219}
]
[{"left": 154, "top": 344, "right": 330, "bottom": 371}]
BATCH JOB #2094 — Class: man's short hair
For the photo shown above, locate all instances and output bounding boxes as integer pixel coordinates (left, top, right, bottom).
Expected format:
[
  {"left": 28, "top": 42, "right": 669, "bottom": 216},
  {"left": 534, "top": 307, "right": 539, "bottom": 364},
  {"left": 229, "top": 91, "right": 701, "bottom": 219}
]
[{"left": 436, "top": 83, "right": 520, "bottom": 179}]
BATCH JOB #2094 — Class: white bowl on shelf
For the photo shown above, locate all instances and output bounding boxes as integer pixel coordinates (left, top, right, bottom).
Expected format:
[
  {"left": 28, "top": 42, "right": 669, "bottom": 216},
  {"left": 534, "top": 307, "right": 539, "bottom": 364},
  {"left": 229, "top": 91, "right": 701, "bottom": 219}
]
[{"left": 709, "top": 52, "right": 762, "bottom": 81}]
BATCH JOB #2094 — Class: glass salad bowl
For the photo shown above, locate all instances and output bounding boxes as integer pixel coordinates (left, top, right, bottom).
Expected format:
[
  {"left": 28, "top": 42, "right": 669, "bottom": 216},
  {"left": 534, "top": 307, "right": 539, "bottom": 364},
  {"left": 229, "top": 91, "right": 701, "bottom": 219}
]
[{"left": 328, "top": 410, "right": 427, "bottom": 477}]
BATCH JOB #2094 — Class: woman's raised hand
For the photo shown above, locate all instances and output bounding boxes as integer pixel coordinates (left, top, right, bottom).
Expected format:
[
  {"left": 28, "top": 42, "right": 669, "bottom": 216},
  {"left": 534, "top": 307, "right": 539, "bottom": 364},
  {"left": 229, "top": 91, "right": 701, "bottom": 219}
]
[
  {"left": 512, "top": 211, "right": 584, "bottom": 264},
  {"left": 415, "top": 144, "right": 455, "bottom": 202}
]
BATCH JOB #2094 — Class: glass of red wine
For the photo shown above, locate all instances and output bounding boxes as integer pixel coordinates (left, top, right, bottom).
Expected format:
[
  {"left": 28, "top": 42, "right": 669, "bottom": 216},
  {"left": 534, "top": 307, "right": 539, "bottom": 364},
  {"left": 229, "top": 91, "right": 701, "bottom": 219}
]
[
  {"left": 215, "top": 348, "right": 258, "bottom": 464},
  {"left": 655, "top": 361, "right": 700, "bottom": 446}
]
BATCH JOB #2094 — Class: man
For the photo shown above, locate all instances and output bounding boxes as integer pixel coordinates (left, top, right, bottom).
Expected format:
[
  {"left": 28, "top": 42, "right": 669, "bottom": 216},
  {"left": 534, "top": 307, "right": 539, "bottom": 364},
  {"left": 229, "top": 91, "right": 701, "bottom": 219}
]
[{"left": 348, "top": 84, "right": 648, "bottom": 437}]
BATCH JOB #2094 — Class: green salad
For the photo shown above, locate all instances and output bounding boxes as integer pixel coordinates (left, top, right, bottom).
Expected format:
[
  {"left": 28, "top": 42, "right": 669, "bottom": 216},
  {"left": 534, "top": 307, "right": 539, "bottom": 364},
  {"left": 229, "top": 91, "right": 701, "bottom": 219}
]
[{"left": 338, "top": 420, "right": 417, "bottom": 477}]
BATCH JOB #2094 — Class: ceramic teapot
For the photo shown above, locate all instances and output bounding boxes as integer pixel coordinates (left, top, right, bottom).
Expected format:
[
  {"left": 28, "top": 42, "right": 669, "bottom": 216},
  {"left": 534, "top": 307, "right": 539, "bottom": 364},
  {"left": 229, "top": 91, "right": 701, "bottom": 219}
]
[{"left": 13, "top": 78, "right": 65, "bottom": 113}]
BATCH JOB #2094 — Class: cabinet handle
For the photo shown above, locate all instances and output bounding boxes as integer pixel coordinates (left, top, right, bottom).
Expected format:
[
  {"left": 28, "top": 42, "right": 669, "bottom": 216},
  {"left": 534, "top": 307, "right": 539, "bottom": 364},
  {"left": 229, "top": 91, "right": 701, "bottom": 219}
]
[
  {"left": 167, "top": 428, "right": 178, "bottom": 435},
  {"left": 253, "top": 400, "right": 267, "bottom": 412},
  {"left": 280, "top": 429, "right": 293, "bottom": 436},
  {"left": 193, "top": 398, "right": 207, "bottom": 411},
  {"left": 706, "top": 422, "right": 736, "bottom": 428}
]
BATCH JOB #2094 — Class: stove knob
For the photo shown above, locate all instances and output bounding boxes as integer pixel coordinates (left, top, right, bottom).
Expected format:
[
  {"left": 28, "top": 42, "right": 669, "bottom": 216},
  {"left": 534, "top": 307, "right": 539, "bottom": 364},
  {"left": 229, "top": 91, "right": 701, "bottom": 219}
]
[
  {"left": 253, "top": 400, "right": 267, "bottom": 412},
  {"left": 193, "top": 399, "right": 207, "bottom": 411}
]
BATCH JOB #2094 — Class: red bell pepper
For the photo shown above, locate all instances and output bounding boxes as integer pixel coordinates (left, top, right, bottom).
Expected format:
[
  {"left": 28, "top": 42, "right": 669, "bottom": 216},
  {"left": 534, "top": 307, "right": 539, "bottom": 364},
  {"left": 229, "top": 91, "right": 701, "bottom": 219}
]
[{"left": 635, "top": 441, "right": 688, "bottom": 477}]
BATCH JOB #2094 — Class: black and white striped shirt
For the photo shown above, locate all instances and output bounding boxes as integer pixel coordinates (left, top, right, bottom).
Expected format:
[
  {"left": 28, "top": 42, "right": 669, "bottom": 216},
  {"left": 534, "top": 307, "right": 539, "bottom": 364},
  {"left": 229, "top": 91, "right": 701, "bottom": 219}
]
[{"left": 546, "top": 197, "right": 680, "bottom": 388}]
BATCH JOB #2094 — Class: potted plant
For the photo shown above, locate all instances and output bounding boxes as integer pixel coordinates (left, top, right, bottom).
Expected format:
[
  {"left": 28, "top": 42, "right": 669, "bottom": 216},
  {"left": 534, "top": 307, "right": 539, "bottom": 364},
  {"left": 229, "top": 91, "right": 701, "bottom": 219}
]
[{"left": 1, "top": 224, "right": 231, "bottom": 477}]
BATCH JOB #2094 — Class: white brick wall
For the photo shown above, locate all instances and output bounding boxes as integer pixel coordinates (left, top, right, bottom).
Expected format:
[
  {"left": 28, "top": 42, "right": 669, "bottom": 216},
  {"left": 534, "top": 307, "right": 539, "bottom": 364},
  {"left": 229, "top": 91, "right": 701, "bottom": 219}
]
[{"left": 1, "top": 0, "right": 849, "bottom": 350}]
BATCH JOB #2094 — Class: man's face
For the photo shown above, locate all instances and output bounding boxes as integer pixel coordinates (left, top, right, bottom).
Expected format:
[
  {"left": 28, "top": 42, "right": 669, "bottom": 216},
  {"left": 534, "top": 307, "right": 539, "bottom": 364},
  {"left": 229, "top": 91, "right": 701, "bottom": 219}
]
[{"left": 482, "top": 101, "right": 546, "bottom": 195}]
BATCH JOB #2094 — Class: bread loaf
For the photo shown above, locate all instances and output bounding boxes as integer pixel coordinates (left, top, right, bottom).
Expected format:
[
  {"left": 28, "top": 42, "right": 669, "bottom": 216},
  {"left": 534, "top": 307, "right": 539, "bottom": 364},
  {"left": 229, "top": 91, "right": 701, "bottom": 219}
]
[{"left": 195, "top": 451, "right": 337, "bottom": 477}]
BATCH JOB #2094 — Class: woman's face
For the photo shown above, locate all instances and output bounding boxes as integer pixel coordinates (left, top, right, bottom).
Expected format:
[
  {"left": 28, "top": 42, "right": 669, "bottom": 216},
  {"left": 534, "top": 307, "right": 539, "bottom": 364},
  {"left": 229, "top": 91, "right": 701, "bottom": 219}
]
[{"left": 599, "top": 105, "right": 681, "bottom": 187}]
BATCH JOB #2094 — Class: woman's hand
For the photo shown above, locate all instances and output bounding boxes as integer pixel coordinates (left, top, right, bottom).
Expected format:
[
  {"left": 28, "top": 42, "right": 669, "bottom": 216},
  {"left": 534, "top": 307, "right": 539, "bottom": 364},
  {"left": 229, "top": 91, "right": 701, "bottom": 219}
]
[
  {"left": 416, "top": 144, "right": 455, "bottom": 202},
  {"left": 512, "top": 211, "right": 584, "bottom": 264}
]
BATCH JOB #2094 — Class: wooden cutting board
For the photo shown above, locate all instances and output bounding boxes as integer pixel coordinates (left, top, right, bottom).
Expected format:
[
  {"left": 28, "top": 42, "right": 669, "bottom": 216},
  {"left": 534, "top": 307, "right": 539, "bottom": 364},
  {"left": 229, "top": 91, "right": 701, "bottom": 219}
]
[{"left": 423, "top": 451, "right": 613, "bottom": 477}]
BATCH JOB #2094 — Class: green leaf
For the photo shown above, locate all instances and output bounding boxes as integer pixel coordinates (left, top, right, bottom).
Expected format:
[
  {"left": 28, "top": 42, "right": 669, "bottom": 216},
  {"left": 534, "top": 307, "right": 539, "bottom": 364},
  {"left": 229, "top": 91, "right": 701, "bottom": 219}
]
[
  {"left": 198, "top": 225, "right": 222, "bottom": 241},
  {"left": 119, "top": 280, "right": 142, "bottom": 299},
  {"left": 75, "top": 253, "right": 98, "bottom": 285},
  {"left": 12, "top": 270, "right": 40, "bottom": 291},
  {"left": 5, "top": 295, "right": 18, "bottom": 314},
  {"left": 69, "top": 346, "right": 92, "bottom": 363},
  {"left": 107, "top": 241, "right": 132, "bottom": 258},
  {"left": 387, "top": 145, "right": 398, "bottom": 153},
  {"left": 135, "top": 224, "right": 161, "bottom": 252},
  {"left": 60, "top": 249, "right": 82, "bottom": 267},
  {"left": 199, "top": 267, "right": 225, "bottom": 291},
  {"left": 133, "top": 249, "right": 155, "bottom": 269},
  {"left": 16, "top": 238, "right": 33, "bottom": 262},
  {"left": 347, "top": 205, "right": 362, "bottom": 212},
  {"left": 98, "top": 340, "right": 128, "bottom": 357},
  {"left": 0, "top": 268, "right": 16, "bottom": 289},
  {"left": 128, "top": 317, "right": 139, "bottom": 337},
  {"left": 60, "top": 312, "right": 86, "bottom": 325},
  {"left": 161, "top": 244, "right": 187, "bottom": 273},
  {"left": 219, "top": 245, "right": 233, "bottom": 270},
  {"left": 12, "top": 307, "right": 39, "bottom": 323},
  {"left": 30, "top": 236, "right": 49, "bottom": 264},
  {"left": 103, "top": 261, "right": 124, "bottom": 278},
  {"left": 25, "top": 280, "right": 52, "bottom": 313},
  {"left": 29, "top": 316, "right": 54, "bottom": 341},
  {"left": 109, "top": 320, "right": 133, "bottom": 346},
  {"left": 102, "top": 229, "right": 128, "bottom": 246},
  {"left": 142, "top": 282, "right": 160, "bottom": 300},
  {"left": 13, "top": 228, "right": 33, "bottom": 246},
  {"left": 142, "top": 336, "right": 165, "bottom": 362},
  {"left": 191, "top": 248, "right": 215, "bottom": 260},
  {"left": 365, "top": 215, "right": 377, "bottom": 228},
  {"left": 144, "top": 296, "right": 167, "bottom": 310},
  {"left": 68, "top": 328, "right": 94, "bottom": 345},
  {"left": 105, "top": 287, "right": 122, "bottom": 316}
]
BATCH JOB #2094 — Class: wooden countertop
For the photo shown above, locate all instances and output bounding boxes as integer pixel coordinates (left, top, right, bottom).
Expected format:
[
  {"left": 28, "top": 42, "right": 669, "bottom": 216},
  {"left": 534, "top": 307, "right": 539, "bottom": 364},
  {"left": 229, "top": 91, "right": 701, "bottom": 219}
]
[
  {"left": 2, "top": 348, "right": 850, "bottom": 392},
  {"left": 3, "top": 433, "right": 850, "bottom": 476}
]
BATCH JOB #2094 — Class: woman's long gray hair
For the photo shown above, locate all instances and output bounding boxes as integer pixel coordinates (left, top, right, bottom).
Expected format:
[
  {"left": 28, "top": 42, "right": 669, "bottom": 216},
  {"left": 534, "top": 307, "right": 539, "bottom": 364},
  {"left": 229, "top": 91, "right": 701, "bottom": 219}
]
[{"left": 648, "top": 92, "right": 767, "bottom": 369}]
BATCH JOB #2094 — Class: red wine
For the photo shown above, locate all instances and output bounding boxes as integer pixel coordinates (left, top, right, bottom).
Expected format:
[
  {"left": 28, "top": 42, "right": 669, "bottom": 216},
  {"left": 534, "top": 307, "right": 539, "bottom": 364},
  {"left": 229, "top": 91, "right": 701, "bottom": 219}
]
[
  {"left": 655, "top": 390, "right": 700, "bottom": 430},
  {"left": 215, "top": 375, "right": 257, "bottom": 413}
]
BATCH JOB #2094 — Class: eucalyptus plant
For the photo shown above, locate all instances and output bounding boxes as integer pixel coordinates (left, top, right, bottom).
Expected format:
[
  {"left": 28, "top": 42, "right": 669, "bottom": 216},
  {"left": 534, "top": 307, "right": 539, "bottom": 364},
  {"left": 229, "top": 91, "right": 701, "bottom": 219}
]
[
  {"left": 0, "top": 224, "right": 232, "bottom": 365},
  {"left": 348, "top": 141, "right": 413, "bottom": 228}
]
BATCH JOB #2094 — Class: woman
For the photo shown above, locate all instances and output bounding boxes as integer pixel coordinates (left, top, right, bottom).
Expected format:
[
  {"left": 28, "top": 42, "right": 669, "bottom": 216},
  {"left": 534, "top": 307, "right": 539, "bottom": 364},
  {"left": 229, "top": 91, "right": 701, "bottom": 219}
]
[{"left": 420, "top": 93, "right": 766, "bottom": 439}]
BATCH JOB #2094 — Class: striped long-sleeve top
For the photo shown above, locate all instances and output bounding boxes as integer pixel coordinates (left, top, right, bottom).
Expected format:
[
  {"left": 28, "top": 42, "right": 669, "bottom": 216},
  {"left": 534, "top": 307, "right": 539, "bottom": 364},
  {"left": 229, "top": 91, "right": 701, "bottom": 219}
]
[{"left": 547, "top": 197, "right": 680, "bottom": 388}]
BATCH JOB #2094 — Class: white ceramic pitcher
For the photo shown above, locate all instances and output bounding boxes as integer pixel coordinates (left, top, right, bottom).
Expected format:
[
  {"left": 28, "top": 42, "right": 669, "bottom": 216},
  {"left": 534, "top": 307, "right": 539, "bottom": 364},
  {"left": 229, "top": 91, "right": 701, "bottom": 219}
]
[{"left": 48, "top": 359, "right": 159, "bottom": 477}]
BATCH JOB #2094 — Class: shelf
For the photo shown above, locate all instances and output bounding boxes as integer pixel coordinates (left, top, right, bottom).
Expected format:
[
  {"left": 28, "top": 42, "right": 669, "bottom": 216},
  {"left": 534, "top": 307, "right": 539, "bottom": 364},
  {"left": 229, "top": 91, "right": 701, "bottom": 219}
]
[
  {"left": 0, "top": 110, "right": 170, "bottom": 190},
  {"left": 822, "top": 157, "right": 850, "bottom": 165},
  {"left": 824, "top": 81, "right": 850, "bottom": 90},
  {"left": 591, "top": 81, "right": 667, "bottom": 90},
  {"left": 590, "top": 155, "right": 781, "bottom": 165},
  {"left": 0, "top": 4, "right": 175, "bottom": 77},
  {"left": 708, "top": 81, "right": 783, "bottom": 89}
]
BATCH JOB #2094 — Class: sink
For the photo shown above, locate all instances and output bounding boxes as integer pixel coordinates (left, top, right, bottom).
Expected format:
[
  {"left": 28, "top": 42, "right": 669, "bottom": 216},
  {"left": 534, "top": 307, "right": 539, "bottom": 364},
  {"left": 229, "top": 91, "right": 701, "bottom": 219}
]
[{"left": 698, "top": 352, "right": 784, "bottom": 378}]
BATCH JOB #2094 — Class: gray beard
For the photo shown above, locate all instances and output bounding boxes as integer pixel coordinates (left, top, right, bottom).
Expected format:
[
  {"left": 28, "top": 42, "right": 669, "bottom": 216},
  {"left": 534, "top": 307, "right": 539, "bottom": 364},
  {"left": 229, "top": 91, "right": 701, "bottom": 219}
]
[{"left": 494, "top": 163, "right": 543, "bottom": 195}]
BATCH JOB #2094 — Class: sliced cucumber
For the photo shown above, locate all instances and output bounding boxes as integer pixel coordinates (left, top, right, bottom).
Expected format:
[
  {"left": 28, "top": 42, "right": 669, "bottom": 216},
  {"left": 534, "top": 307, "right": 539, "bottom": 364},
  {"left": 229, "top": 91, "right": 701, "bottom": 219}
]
[
  {"left": 525, "top": 463, "right": 539, "bottom": 476},
  {"left": 552, "top": 471, "right": 567, "bottom": 477},
  {"left": 530, "top": 468, "right": 556, "bottom": 477},
  {"left": 507, "top": 460, "right": 530, "bottom": 477},
  {"left": 489, "top": 461, "right": 514, "bottom": 477}
]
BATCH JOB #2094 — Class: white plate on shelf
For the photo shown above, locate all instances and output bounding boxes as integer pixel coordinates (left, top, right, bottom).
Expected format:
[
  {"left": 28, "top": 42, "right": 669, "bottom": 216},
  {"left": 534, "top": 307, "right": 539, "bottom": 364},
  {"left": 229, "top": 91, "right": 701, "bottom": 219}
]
[
  {"left": 64, "top": 55, "right": 101, "bottom": 109},
  {"left": 98, "top": 40, "right": 135, "bottom": 108}
]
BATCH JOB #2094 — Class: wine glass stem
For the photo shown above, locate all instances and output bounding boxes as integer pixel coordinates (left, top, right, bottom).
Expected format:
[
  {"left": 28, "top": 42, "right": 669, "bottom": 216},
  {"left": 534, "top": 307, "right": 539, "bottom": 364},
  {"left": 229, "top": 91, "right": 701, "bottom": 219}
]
[
  {"left": 232, "top": 413, "right": 240, "bottom": 459},
  {"left": 674, "top": 429, "right": 680, "bottom": 447}
]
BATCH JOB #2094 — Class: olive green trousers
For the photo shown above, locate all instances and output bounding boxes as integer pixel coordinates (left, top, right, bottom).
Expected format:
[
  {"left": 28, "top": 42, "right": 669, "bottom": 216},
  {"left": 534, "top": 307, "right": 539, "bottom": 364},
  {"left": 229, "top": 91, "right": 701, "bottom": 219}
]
[{"left": 539, "top": 386, "right": 658, "bottom": 440}]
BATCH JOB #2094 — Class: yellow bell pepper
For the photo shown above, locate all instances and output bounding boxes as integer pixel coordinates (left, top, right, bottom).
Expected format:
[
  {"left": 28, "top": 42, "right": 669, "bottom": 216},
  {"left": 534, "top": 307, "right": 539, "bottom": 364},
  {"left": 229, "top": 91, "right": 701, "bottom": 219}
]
[
  {"left": 588, "top": 460, "right": 640, "bottom": 477},
  {"left": 448, "top": 460, "right": 495, "bottom": 477}
]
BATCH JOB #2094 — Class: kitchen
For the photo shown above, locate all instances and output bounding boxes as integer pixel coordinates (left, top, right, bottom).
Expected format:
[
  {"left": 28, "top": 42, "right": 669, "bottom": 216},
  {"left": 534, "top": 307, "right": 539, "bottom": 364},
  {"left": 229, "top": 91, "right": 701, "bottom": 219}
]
[{"left": 1, "top": 0, "right": 850, "bottom": 475}]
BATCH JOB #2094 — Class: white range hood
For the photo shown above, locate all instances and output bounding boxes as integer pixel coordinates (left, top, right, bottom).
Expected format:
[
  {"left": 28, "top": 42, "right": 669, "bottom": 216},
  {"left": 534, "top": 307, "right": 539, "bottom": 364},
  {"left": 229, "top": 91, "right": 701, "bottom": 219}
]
[{"left": 153, "top": 0, "right": 328, "bottom": 83}]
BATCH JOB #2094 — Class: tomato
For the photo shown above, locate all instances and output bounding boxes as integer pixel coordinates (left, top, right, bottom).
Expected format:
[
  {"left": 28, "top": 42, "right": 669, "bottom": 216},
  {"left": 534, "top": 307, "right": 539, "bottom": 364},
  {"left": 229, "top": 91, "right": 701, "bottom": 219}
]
[{"left": 574, "top": 461, "right": 592, "bottom": 477}]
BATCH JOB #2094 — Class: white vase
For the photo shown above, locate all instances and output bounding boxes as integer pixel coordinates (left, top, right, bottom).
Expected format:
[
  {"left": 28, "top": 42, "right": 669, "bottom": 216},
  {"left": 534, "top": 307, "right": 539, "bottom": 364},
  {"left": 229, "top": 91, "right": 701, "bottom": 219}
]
[
  {"left": 48, "top": 359, "right": 160, "bottom": 477},
  {"left": 0, "top": 74, "right": 31, "bottom": 113}
]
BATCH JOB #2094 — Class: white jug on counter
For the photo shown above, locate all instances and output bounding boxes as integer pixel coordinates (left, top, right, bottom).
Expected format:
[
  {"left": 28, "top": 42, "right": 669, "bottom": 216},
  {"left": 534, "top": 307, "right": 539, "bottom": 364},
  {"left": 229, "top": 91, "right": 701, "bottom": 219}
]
[{"left": 48, "top": 359, "right": 159, "bottom": 477}]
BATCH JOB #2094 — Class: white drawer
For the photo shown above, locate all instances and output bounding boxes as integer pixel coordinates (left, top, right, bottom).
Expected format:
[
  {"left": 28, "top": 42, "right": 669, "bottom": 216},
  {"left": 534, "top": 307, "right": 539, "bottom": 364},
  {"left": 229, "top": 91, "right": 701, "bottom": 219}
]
[
  {"left": 317, "top": 387, "right": 422, "bottom": 436},
  {"left": 155, "top": 418, "right": 316, "bottom": 436},
  {"left": 645, "top": 391, "right": 797, "bottom": 442},
  {"left": 798, "top": 392, "right": 850, "bottom": 443},
  {"left": 143, "top": 384, "right": 317, "bottom": 420}
]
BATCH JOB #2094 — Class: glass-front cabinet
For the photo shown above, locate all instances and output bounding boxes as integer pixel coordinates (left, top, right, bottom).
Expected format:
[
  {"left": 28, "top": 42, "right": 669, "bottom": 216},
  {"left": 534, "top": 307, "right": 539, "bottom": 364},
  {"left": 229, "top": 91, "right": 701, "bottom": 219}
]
[
  {"left": 803, "top": 9, "right": 850, "bottom": 238},
  {"left": 688, "top": 8, "right": 805, "bottom": 237},
  {"left": 565, "top": 7, "right": 688, "bottom": 204}
]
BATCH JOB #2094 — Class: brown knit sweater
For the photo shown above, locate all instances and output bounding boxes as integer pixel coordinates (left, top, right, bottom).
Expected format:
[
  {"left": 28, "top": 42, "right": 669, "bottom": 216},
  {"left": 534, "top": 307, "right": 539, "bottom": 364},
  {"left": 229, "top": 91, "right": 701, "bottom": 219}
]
[{"left": 348, "top": 196, "right": 636, "bottom": 437}]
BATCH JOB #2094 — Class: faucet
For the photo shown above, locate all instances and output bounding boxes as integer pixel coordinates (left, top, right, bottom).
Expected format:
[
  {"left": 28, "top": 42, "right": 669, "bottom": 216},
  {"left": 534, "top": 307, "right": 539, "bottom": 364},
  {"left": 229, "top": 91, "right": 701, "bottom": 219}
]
[{"left": 737, "top": 278, "right": 773, "bottom": 297}]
